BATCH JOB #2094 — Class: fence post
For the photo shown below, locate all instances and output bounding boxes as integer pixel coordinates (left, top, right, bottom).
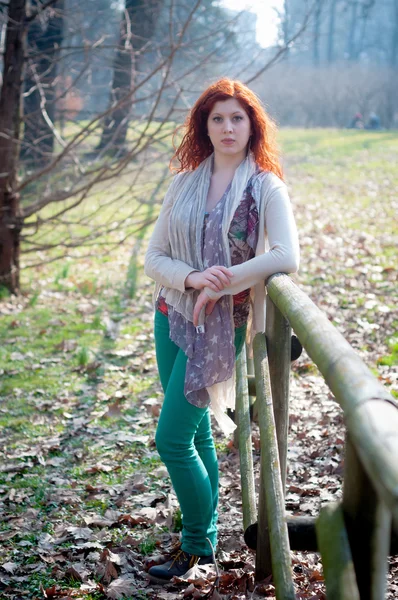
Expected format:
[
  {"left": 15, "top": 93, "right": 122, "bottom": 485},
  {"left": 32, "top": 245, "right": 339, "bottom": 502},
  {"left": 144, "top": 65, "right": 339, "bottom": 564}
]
[
  {"left": 235, "top": 344, "right": 257, "bottom": 530},
  {"left": 343, "top": 435, "right": 391, "bottom": 600},
  {"left": 316, "top": 502, "right": 360, "bottom": 600},
  {"left": 253, "top": 332, "right": 295, "bottom": 598},
  {"left": 265, "top": 294, "right": 291, "bottom": 490}
]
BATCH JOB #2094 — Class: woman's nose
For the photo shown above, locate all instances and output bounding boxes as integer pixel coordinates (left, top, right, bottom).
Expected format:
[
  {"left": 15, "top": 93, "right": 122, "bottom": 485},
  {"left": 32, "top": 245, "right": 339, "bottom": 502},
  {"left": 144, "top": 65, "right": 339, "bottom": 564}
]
[{"left": 223, "top": 120, "right": 233, "bottom": 132}]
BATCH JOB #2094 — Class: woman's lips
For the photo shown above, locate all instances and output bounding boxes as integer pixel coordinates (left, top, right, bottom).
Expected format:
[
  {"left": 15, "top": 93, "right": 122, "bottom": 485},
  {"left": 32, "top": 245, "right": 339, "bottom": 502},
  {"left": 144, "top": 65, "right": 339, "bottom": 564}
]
[{"left": 221, "top": 139, "right": 235, "bottom": 145}]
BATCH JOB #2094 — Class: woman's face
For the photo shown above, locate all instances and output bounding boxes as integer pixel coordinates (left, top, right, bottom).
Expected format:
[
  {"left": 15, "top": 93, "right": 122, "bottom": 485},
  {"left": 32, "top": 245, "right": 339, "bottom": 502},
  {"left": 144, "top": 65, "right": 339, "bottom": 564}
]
[{"left": 207, "top": 98, "right": 251, "bottom": 159}]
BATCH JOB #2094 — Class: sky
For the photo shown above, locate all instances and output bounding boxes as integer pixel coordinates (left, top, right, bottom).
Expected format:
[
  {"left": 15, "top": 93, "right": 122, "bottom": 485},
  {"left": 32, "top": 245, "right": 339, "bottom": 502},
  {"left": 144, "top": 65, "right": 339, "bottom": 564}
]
[{"left": 221, "top": 0, "right": 284, "bottom": 48}]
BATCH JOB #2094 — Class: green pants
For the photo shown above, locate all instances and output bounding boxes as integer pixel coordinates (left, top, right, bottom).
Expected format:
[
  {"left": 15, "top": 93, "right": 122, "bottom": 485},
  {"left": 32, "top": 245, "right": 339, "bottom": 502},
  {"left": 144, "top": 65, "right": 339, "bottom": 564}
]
[{"left": 154, "top": 310, "right": 246, "bottom": 556}]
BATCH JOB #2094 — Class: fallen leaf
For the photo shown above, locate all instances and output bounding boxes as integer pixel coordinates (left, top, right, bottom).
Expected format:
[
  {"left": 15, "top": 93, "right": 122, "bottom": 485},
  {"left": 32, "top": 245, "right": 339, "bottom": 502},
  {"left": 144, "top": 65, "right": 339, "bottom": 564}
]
[
  {"left": 67, "top": 526, "right": 93, "bottom": 540},
  {"left": 65, "top": 563, "right": 89, "bottom": 582},
  {"left": 106, "top": 576, "right": 136, "bottom": 599},
  {"left": 1, "top": 561, "right": 18, "bottom": 574}
]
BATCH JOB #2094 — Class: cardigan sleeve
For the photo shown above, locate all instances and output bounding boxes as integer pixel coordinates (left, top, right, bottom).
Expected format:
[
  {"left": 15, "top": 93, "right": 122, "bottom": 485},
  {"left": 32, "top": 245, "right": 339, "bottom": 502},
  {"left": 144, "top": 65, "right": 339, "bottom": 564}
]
[
  {"left": 144, "top": 177, "right": 198, "bottom": 293},
  {"left": 204, "top": 179, "right": 300, "bottom": 300}
]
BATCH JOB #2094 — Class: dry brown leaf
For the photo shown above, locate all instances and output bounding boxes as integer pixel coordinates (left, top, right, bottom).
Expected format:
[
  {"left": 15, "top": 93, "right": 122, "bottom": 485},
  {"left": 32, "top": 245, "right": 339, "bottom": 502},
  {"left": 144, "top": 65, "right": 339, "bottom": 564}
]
[
  {"left": 102, "top": 559, "right": 119, "bottom": 584},
  {"left": 106, "top": 576, "right": 137, "bottom": 599},
  {"left": 1, "top": 561, "right": 18, "bottom": 574},
  {"left": 143, "top": 397, "right": 161, "bottom": 417},
  {"left": 84, "top": 515, "right": 115, "bottom": 528},
  {"left": 66, "top": 526, "right": 93, "bottom": 540},
  {"left": 85, "top": 463, "right": 115, "bottom": 474},
  {"left": 117, "top": 513, "right": 146, "bottom": 526},
  {"left": 101, "top": 399, "right": 123, "bottom": 418},
  {"left": 183, "top": 583, "right": 203, "bottom": 598},
  {"left": 0, "top": 531, "right": 19, "bottom": 541},
  {"left": 65, "top": 563, "right": 89, "bottom": 582}
]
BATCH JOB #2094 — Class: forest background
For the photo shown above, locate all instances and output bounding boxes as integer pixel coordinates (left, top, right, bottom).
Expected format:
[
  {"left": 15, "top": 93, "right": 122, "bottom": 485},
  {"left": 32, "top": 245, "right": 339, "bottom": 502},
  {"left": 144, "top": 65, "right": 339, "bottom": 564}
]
[{"left": 0, "top": 1, "right": 397, "bottom": 599}]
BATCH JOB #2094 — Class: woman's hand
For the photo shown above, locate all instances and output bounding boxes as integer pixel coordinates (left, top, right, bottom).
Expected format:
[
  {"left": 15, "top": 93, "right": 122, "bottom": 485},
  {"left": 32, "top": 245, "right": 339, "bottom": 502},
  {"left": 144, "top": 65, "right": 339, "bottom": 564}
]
[
  {"left": 185, "top": 266, "right": 233, "bottom": 293},
  {"left": 193, "top": 291, "right": 218, "bottom": 327}
]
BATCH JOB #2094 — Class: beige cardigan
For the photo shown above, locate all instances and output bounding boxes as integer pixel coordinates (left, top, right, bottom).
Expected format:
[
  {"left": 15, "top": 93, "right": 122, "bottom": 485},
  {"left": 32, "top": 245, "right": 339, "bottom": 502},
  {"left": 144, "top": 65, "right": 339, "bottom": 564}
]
[
  {"left": 144, "top": 170, "right": 299, "bottom": 433},
  {"left": 145, "top": 170, "right": 299, "bottom": 334}
]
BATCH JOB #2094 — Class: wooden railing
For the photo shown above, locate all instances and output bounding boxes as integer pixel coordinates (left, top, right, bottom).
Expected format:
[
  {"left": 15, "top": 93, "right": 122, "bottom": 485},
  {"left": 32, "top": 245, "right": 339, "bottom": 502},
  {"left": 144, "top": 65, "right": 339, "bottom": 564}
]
[{"left": 235, "top": 273, "right": 398, "bottom": 600}]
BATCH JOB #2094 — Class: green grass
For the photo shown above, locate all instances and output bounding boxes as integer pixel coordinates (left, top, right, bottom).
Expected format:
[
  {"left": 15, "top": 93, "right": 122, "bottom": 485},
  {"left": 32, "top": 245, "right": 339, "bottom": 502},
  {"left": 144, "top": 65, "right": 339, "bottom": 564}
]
[
  {"left": 377, "top": 338, "right": 398, "bottom": 367},
  {"left": 0, "top": 127, "right": 397, "bottom": 598}
]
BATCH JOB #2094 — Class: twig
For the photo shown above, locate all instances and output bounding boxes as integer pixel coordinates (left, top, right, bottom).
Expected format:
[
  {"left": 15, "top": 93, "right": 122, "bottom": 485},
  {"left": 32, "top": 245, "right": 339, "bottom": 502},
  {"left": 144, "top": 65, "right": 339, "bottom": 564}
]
[
  {"left": 204, "top": 537, "right": 220, "bottom": 598},
  {"left": 25, "top": 0, "right": 60, "bottom": 24}
]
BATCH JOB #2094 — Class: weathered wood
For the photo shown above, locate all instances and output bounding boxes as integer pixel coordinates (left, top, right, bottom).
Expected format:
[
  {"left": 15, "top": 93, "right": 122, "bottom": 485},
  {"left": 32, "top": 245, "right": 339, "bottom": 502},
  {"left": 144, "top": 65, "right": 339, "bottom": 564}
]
[
  {"left": 344, "top": 400, "right": 398, "bottom": 533},
  {"left": 343, "top": 436, "right": 391, "bottom": 600},
  {"left": 266, "top": 273, "right": 398, "bottom": 527},
  {"left": 246, "top": 345, "right": 258, "bottom": 421},
  {"left": 265, "top": 295, "right": 291, "bottom": 490},
  {"left": 246, "top": 517, "right": 318, "bottom": 551},
  {"left": 244, "top": 517, "right": 398, "bottom": 554},
  {"left": 256, "top": 461, "right": 271, "bottom": 578},
  {"left": 316, "top": 502, "right": 360, "bottom": 600},
  {"left": 246, "top": 345, "right": 254, "bottom": 376},
  {"left": 235, "top": 345, "right": 257, "bottom": 531},
  {"left": 253, "top": 333, "right": 295, "bottom": 598}
]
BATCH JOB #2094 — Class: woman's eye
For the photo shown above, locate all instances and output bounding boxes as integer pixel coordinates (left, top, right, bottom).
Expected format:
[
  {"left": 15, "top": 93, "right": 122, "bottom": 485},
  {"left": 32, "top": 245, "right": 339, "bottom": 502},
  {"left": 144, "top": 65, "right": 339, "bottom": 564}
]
[
  {"left": 233, "top": 116, "right": 243, "bottom": 121},
  {"left": 213, "top": 116, "right": 222, "bottom": 122}
]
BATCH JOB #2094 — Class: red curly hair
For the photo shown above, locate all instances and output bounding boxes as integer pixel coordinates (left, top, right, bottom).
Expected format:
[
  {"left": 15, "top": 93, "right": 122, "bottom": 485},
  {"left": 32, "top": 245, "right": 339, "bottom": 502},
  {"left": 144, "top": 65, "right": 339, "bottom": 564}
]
[{"left": 171, "top": 78, "right": 283, "bottom": 179}]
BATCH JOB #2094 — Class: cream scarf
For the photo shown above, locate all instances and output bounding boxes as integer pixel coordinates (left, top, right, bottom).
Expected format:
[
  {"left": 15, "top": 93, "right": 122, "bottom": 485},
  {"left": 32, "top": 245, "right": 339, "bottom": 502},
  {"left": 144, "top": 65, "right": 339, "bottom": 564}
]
[{"left": 160, "top": 152, "right": 258, "bottom": 434}]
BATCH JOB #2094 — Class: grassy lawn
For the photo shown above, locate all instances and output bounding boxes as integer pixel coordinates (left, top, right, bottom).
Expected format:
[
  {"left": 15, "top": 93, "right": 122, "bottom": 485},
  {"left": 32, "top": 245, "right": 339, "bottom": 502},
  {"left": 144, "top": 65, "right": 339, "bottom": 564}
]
[{"left": 0, "top": 128, "right": 397, "bottom": 599}]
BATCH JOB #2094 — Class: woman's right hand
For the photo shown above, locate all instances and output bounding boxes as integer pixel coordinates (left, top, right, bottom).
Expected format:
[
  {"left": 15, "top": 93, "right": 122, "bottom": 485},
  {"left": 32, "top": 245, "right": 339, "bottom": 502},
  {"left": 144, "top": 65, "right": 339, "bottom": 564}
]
[{"left": 185, "top": 266, "right": 234, "bottom": 293}]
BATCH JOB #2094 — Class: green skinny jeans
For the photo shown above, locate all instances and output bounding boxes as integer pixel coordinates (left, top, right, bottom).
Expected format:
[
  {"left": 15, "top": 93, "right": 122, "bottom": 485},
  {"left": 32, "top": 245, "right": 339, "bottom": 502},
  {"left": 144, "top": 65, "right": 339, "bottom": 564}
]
[{"left": 154, "top": 310, "right": 246, "bottom": 556}]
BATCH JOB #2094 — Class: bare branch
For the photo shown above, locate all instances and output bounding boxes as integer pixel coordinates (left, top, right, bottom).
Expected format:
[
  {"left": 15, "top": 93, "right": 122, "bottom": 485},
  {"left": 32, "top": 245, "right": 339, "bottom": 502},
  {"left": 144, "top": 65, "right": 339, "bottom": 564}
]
[
  {"left": 25, "top": 0, "right": 61, "bottom": 24},
  {"left": 244, "top": 5, "right": 314, "bottom": 85}
]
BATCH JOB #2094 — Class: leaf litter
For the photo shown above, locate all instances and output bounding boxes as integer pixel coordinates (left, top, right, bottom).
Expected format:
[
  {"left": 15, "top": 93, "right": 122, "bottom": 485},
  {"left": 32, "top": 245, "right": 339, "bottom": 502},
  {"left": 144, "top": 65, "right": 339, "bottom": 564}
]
[{"left": 1, "top": 140, "right": 397, "bottom": 599}]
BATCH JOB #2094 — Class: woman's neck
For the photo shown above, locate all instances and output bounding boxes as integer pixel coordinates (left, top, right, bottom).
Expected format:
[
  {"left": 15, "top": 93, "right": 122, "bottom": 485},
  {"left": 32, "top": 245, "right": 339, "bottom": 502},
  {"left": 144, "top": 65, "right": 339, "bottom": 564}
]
[{"left": 212, "top": 150, "right": 246, "bottom": 175}]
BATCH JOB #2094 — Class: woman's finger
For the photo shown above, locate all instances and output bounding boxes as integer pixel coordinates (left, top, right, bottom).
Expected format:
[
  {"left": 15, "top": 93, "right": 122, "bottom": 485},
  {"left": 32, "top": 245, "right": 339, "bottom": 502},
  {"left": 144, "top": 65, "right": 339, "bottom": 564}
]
[
  {"left": 207, "top": 267, "right": 233, "bottom": 287},
  {"left": 193, "top": 292, "right": 209, "bottom": 326},
  {"left": 210, "top": 269, "right": 231, "bottom": 286},
  {"left": 204, "top": 274, "right": 223, "bottom": 291},
  {"left": 214, "top": 266, "right": 234, "bottom": 278},
  {"left": 205, "top": 299, "right": 217, "bottom": 315}
]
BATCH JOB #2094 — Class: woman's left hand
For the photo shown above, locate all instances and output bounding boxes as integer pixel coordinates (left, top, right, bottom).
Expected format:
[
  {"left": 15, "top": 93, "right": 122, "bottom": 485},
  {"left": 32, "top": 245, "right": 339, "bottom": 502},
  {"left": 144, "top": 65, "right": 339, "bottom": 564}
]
[{"left": 193, "top": 290, "right": 218, "bottom": 327}]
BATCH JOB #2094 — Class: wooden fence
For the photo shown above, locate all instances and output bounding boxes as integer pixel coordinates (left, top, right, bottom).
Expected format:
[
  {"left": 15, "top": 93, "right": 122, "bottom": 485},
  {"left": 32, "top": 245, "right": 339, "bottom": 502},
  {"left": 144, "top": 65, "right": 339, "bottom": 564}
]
[{"left": 235, "top": 273, "right": 398, "bottom": 600}]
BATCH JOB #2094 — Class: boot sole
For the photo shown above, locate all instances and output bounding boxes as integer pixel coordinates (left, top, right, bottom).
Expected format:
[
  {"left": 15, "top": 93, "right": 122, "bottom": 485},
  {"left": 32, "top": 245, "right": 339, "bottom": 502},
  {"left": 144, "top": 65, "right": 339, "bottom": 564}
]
[
  {"left": 147, "top": 572, "right": 174, "bottom": 585},
  {"left": 147, "top": 559, "right": 214, "bottom": 585}
]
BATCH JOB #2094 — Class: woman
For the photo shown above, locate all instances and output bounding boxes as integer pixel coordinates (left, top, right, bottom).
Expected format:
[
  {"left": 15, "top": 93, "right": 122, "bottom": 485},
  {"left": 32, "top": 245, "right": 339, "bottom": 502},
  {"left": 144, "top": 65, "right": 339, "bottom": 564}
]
[{"left": 144, "top": 78, "right": 299, "bottom": 584}]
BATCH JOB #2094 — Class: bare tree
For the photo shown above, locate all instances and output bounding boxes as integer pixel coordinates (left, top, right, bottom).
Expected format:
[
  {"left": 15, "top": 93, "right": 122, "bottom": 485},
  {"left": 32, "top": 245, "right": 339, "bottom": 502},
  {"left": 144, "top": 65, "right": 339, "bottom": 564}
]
[
  {"left": 391, "top": 0, "right": 398, "bottom": 66},
  {"left": 0, "top": 0, "right": 27, "bottom": 293},
  {"left": 313, "top": 0, "right": 324, "bottom": 66},
  {"left": 346, "top": 0, "right": 359, "bottom": 60},
  {"left": 96, "top": 0, "right": 163, "bottom": 154},
  {"left": 0, "top": 0, "right": 311, "bottom": 295},
  {"left": 21, "top": 0, "right": 65, "bottom": 168},
  {"left": 327, "top": 0, "right": 338, "bottom": 63}
]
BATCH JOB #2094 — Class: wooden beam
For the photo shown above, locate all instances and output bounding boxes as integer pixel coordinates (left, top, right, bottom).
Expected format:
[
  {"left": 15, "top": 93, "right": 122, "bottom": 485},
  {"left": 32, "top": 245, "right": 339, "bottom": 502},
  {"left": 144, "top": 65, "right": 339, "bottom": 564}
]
[
  {"left": 244, "top": 517, "right": 398, "bottom": 554},
  {"left": 316, "top": 502, "right": 360, "bottom": 600},
  {"left": 343, "top": 436, "right": 391, "bottom": 600},
  {"left": 266, "top": 273, "right": 398, "bottom": 527},
  {"left": 253, "top": 333, "right": 295, "bottom": 598},
  {"left": 265, "top": 295, "right": 291, "bottom": 490},
  {"left": 245, "top": 517, "right": 318, "bottom": 552},
  {"left": 235, "top": 344, "right": 257, "bottom": 531}
]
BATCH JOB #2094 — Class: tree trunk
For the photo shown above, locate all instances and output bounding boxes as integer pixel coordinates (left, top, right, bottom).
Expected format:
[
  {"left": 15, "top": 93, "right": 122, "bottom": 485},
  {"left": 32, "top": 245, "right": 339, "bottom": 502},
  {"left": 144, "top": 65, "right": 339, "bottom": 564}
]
[
  {"left": 313, "top": 0, "right": 322, "bottom": 67},
  {"left": 347, "top": 0, "right": 358, "bottom": 60},
  {"left": 0, "top": 0, "right": 27, "bottom": 294},
  {"left": 96, "top": 0, "right": 162, "bottom": 154},
  {"left": 282, "top": 0, "right": 290, "bottom": 61},
  {"left": 391, "top": 0, "right": 398, "bottom": 67},
  {"left": 356, "top": 1, "right": 374, "bottom": 60},
  {"left": 20, "top": 0, "right": 65, "bottom": 168},
  {"left": 327, "top": 0, "right": 336, "bottom": 63}
]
